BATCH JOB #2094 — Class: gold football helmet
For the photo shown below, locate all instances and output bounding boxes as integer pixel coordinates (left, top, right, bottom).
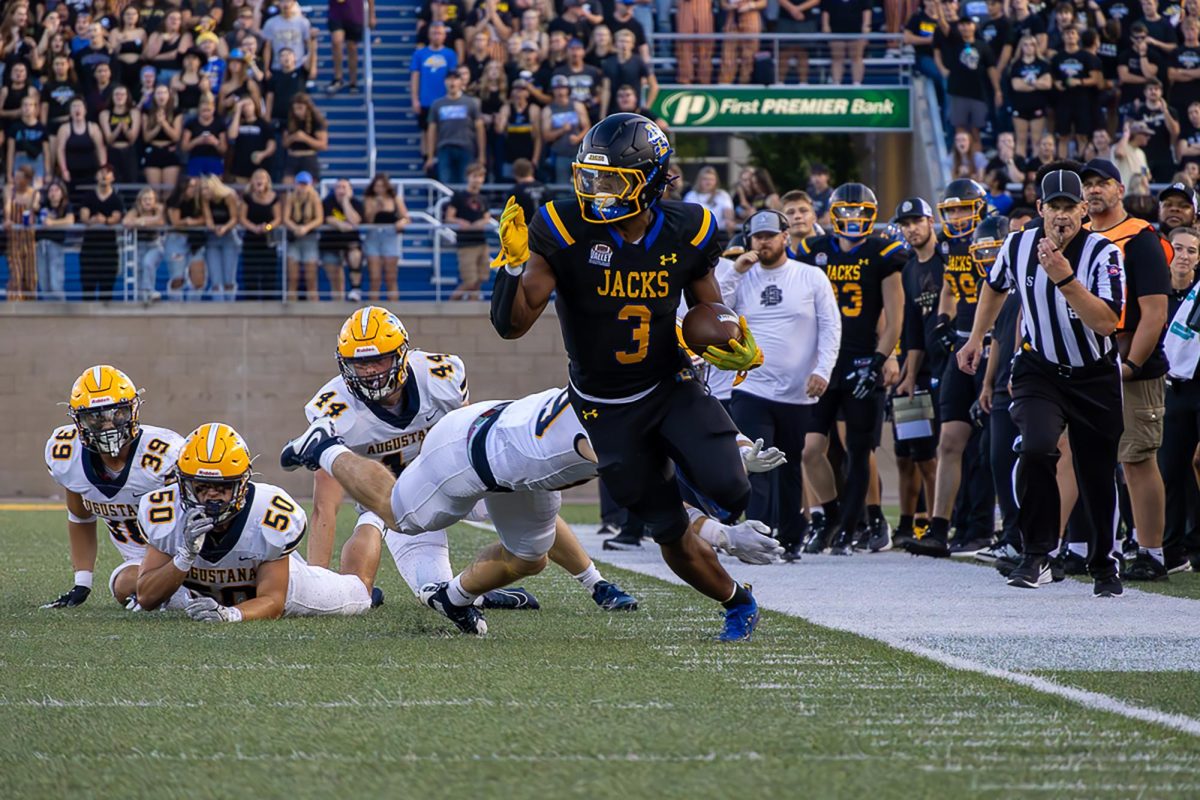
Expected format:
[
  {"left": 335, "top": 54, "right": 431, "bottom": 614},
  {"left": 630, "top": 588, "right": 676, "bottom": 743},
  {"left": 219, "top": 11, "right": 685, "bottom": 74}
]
[
  {"left": 176, "top": 423, "right": 253, "bottom": 524},
  {"left": 336, "top": 306, "right": 411, "bottom": 402},
  {"left": 68, "top": 365, "right": 142, "bottom": 457}
]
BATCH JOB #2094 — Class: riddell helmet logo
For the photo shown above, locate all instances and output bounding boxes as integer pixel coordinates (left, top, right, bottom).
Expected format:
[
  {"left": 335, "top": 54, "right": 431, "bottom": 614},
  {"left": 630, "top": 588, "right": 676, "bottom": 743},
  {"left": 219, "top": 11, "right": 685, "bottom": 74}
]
[{"left": 662, "top": 92, "right": 719, "bottom": 127}]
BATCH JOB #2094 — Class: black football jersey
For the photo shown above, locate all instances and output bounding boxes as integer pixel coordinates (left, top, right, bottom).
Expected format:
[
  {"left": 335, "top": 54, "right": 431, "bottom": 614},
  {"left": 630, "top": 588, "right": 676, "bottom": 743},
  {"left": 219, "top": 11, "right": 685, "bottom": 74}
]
[
  {"left": 798, "top": 234, "right": 906, "bottom": 357},
  {"left": 939, "top": 236, "right": 985, "bottom": 334},
  {"left": 529, "top": 199, "right": 721, "bottom": 398}
]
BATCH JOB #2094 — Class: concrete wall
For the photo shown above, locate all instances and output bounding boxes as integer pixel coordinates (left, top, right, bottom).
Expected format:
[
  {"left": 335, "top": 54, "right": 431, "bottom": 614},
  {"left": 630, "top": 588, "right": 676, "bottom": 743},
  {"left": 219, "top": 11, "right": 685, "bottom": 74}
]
[{"left": 2, "top": 302, "right": 570, "bottom": 498}]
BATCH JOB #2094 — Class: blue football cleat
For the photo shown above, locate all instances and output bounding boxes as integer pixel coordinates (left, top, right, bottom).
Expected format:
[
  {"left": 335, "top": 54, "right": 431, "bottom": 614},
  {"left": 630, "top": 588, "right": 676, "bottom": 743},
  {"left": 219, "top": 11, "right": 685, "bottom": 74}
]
[
  {"left": 280, "top": 417, "right": 344, "bottom": 472},
  {"left": 591, "top": 580, "right": 638, "bottom": 611},
  {"left": 370, "top": 587, "right": 384, "bottom": 608},
  {"left": 717, "top": 587, "right": 760, "bottom": 642},
  {"left": 419, "top": 582, "right": 488, "bottom": 635},
  {"left": 480, "top": 586, "right": 540, "bottom": 610}
]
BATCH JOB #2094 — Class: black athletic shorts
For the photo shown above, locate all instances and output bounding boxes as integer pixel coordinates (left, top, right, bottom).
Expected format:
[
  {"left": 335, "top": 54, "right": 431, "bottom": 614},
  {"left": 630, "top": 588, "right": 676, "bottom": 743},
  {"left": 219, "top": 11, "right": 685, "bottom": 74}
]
[
  {"left": 940, "top": 342, "right": 987, "bottom": 424},
  {"left": 808, "top": 354, "right": 886, "bottom": 449}
]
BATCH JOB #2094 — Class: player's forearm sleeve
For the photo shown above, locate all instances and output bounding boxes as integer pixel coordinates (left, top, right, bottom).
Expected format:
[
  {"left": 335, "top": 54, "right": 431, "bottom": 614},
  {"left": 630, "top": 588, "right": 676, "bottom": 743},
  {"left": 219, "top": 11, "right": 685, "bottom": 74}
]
[{"left": 490, "top": 265, "right": 522, "bottom": 337}]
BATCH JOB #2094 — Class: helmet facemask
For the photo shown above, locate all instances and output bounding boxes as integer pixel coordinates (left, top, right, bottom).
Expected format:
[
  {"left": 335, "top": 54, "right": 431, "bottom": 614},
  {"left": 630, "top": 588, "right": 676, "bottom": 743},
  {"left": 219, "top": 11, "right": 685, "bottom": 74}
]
[
  {"left": 178, "top": 469, "right": 251, "bottom": 526},
  {"left": 830, "top": 202, "right": 877, "bottom": 239},
  {"left": 71, "top": 397, "right": 140, "bottom": 457},
  {"left": 574, "top": 163, "right": 650, "bottom": 223},
  {"left": 969, "top": 238, "right": 1004, "bottom": 270},
  {"left": 338, "top": 344, "right": 410, "bottom": 403},
  {"left": 938, "top": 199, "right": 985, "bottom": 239}
]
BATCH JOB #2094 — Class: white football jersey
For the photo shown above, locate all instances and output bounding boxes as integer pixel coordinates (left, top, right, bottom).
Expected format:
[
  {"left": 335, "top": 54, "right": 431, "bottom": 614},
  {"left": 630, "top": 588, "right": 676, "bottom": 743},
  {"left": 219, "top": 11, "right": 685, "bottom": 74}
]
[
  {"left": 304, "top": 350, "right": 469, "bottom": 474},
  {"left": 45, "top": 424, "right": 184, "bottom": 560},
  {"left": 137, "top": 481, "right": 307, "bottom": 605},
  {"left": 485, "top": 387, "right": 598, "bottom": 492}
]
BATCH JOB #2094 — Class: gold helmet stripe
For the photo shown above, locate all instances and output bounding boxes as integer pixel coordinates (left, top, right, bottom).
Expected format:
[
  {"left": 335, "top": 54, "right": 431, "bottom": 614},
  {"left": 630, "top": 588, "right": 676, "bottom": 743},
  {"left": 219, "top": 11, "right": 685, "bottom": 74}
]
[{"left": 206, "top": 423, "right": 219, "bottom": 461}]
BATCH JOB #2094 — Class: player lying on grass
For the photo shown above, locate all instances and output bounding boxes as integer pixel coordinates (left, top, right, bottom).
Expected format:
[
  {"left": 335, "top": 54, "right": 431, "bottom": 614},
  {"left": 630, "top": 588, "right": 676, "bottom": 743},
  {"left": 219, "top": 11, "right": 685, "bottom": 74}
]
[
  {"left": 305, "top": 305, "right": 636, "bottom": 612},
  {"left": 281, "top": 387, "right": 785, "bottom": 635},
  {"left": 135, "top": 423, "right": 377, "bottom": 622},
  {"left": 42, "top": 365, "right": 189, "bottom": 610}
]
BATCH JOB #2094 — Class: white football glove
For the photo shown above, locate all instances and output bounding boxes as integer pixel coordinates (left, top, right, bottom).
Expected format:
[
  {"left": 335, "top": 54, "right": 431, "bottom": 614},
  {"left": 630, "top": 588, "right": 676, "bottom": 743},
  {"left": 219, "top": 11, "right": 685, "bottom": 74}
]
[
  {"left": 173, "top": 507, "right": 214, "bottom": 572},
  {"left": 740, "top": 438, "right": 787, "bottom": 474},
  {"left": 716, "top": 520, "right": 784, "bottom": 565},
  {"left": 185, "top": 596, "right": 241, "bottom": 622}
]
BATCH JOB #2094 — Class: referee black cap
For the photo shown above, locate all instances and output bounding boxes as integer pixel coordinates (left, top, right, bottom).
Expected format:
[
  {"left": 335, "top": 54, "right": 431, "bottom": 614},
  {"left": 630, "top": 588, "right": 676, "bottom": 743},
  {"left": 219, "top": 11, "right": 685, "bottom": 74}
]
[
  {"left": 1041, "top": 170, "right": 1084, "bottom": 203},
  {"left": 891, "top": 196, "right": 934, "bottom": 223}
]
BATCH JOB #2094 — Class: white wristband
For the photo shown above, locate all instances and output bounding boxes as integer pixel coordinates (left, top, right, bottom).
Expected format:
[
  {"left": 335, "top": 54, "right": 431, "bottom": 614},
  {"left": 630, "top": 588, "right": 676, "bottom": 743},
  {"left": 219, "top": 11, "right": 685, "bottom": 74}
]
[
  {"left": 173, "top": 553, "right": 195, "bottom": 573},
  {"left": 74, "top": 570, "right": 94, "bottom": 589},
  {"left": 67, "top": 510, "right": 97, "bottom": 524},
  {"left": 318, "top": 442, "right": 352, "bottom": 475},
  {"left": 504, "top": 262, "right": 526, "bottom": 276},
  {"left": 225, "top": 606, "right": 243, "bottom": 622}
]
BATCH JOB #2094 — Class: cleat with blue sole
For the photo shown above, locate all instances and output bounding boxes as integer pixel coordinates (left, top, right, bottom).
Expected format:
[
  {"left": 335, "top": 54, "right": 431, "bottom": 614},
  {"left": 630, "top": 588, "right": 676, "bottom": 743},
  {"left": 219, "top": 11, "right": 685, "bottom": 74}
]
[
  {"left": 717, "top": 585, "right": 760, "bottom": 642},
  {"left": 592, "top": 580, "right": 638, "bottom": 611},
  {"left": 480, "top": 587, "right": 540, "bottom": 610}
]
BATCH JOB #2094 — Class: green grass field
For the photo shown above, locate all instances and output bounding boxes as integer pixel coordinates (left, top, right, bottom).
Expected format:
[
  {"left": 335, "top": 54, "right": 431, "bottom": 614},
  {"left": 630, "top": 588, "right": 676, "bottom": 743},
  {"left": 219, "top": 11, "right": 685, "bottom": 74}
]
[{"left": 3, "top": 505, "right": 1199, "bottom": 798}]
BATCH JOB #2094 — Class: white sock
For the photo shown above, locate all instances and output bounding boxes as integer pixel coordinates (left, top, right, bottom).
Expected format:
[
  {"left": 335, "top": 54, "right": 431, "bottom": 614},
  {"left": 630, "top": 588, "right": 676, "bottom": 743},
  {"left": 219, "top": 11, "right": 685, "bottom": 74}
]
[
  {"left": 317, "top": 443, "right": 352, "bottom": 474},
  {"left": 1048, "top": 544, "right": 1061, "bottom": 558},
  {"left": 1068, "top": 542, "right": 1088, "bottom": 558},
  {"left": 447, "top": 574, "right": 478, "bottom": 607},
  {"left": 573, "top": 562, "right": 603, "bottom": 591},
  {"left": 1144, "top": 547, "right": 1165, "bottom": 564}
]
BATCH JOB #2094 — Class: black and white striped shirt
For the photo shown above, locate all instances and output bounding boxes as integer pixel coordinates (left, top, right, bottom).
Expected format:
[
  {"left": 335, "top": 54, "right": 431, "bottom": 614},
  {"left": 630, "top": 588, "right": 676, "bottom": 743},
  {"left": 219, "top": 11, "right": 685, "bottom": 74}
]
[{"left": 987, "top": 223, "right": 1125, "bottom": 368}]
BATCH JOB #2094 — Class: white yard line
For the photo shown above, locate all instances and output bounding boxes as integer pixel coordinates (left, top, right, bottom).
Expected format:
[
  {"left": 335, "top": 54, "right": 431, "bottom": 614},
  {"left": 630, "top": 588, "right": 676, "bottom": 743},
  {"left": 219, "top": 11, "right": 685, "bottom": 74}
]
[{"left": 578, "top": 528, "right": 1200, "bottom": 738}]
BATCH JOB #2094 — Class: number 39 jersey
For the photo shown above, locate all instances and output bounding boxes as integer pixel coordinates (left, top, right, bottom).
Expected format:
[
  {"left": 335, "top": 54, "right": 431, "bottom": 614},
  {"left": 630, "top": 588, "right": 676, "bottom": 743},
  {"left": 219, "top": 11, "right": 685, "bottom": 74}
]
[
  {"left": 797, "top": 234, "right": 906, "bottom": 358},
  {"left": 485, "top": 387, "right": 597, "bottom": 492},
  {"left": 528, "top": 199, "right": 722, "bottom": 399},
  {"left": 304, "top": 350, "right": 469, "bottom": 475},
  {"left": 939, "top": 236, "right": 983, "bottom": 335},
  {"left": 137, "top": 482, "right": 306, "bottom": 605},
  {"left": 45, "top": 424, "right": 184, "bottom": 561}
]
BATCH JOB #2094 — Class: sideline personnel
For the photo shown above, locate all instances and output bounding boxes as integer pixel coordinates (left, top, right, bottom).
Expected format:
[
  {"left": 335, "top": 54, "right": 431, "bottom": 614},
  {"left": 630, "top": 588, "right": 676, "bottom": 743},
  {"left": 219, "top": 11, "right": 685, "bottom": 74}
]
[{"left": 958, "top": 169, "right": 1126, "bottom": 597}]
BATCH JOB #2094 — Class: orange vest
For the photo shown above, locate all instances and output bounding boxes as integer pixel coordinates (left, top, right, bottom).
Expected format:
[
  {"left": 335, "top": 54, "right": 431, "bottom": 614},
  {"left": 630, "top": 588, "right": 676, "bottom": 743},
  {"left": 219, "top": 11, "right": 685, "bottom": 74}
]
[{"left": 1085, "top": 216, "right": 1173, "bottom": 331}]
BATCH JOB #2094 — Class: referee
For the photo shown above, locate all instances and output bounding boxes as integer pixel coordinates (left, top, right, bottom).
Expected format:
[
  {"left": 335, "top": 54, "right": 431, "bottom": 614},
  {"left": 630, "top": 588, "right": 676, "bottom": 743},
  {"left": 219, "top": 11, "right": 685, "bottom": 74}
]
[{"left": 958, "top": 169, "right": 1127, "bottom": 596}]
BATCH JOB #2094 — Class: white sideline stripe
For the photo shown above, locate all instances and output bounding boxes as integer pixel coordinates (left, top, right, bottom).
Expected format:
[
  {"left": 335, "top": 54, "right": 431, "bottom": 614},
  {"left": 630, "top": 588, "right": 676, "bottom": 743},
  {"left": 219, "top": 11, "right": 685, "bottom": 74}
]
[{"left": 576, "top": 529, "right": 1200, "bottom": 739}]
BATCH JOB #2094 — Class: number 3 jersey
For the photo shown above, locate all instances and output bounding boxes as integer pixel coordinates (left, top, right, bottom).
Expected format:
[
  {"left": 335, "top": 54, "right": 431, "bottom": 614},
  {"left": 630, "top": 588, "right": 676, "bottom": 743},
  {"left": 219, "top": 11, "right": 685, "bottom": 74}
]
[
  {"left": 304, "top": 350, "right": 469, "bottom": 475},
  {"left": 44, "top": 424, "right": 184, "bottom": 561},
  {"left": 797, "top": 234, "right": 905, "bottom": 359},
  {"left": 528, "top": 199, "right": 722, "bottom": 399},
  {"left": 137, "top": 482, "right": 306, "bottom": 603}
]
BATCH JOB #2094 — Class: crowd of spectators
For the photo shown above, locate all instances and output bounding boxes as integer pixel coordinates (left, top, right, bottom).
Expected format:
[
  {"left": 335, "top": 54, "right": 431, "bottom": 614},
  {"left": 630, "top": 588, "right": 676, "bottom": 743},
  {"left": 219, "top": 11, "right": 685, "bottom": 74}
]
[{"left": 909, "top": 0, "right": 1200, "bottom": 207}]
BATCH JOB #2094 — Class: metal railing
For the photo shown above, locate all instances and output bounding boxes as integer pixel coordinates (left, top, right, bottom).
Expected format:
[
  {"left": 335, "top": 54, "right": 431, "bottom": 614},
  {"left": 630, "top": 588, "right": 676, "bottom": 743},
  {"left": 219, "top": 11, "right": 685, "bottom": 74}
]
[
  {"left": 650, "top": 32, "right": 912, "bottom": 86},
  {"left": 363, "top": 0, "right": 377, "bottom": 177}
]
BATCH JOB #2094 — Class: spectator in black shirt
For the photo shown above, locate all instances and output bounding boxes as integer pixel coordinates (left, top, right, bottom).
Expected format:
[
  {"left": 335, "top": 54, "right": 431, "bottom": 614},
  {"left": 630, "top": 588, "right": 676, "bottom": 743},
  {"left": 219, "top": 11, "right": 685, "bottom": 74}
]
[
  {"left": 1138, "top": 0, "right": 1178, "bottom": 55},
  {"left": 228, "top": 98, "right": 275, "bottom": 183},
  {"left": 1118, "top": 22, "right": 1166, "bottom": 111},
  {"left": 822, "top": 0, "right": 873, "bottom": 86},
  {"left": 445, "top": 162, "right": 491, "bottom": 301},
  {"left": 464, "top": 0, "right": 513, "bottom": 44},
  {"left": 1170, "top": 16, "right": 1200, "bottom": 113},
  {"left": 1052, "top": 26, "right": 1104, "bottom": 156},
  {"left": 937, "top": 15, "right": 1000, "bottom": 139},
  {"left": 464, "top": 29, "right": 493, "bottom": 83},
  {"left": 553, "top": 38, "right": 607, "bottom": 122},
  {"left": 549, "top": 0, "right": 594, "bottom": 44},
  {"left": 1177, "top": 101, "right": 1200, "bottom": 169},
  {"left": 601, "top": 29, "right": 656, "bottom": 110},
  {"left": 74, "top": 22, "right": 112, "bottom": 95},
  {"left": 904, "top": 0, "right": 950, "bottom": 129},
  {"left": 606, "top": 0, "right": 651, "bottom": 63},
  {"left": 79, "top": 164, "right": 125, "bottom": 301},
  {"left": 1133, "top": 78, "right": 1181, "bottom": 180},
  {"left": 1008, "top": 33, "right": 1053, "bottom": 157},
  {"left": 979, "top": 0, "right": 1012, "bottom": 73},
  {"left": 1102, "top": 0, "right": 1143, "bottom": 47},
  {"left": 1002, "top": 0, "right": 1048, "bottom": 68},
  {"left": 508, "top": 157, "right": 547, "bottom": 224},
  {"left": 1045, "top": 2, "right": 1078, "bottom": 58}
]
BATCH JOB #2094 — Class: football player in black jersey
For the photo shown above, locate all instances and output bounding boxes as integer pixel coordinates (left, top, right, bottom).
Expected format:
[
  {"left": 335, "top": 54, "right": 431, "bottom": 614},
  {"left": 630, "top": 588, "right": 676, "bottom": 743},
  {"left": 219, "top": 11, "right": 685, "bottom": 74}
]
[
  {"left": 489, "top": 113, "right": 766, "bottom": 641},
  {"left": 908, "top": 179, "right": 996, "bottom": 557},
  {"left": 795, "top": 183, "right": 906, "bottom": 557}
]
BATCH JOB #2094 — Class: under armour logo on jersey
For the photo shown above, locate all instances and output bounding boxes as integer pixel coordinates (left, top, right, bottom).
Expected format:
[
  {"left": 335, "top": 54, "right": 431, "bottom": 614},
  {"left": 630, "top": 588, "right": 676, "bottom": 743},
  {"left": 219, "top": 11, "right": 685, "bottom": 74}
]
[
  {"left": 660, "top": 253, "right": 678, "bottom": 266},
  {"left": 582, "top": 409, "right": 599, "bottom": 420},
  {"left": 760, "top": 285, "right": 783, "bottom": 307}
]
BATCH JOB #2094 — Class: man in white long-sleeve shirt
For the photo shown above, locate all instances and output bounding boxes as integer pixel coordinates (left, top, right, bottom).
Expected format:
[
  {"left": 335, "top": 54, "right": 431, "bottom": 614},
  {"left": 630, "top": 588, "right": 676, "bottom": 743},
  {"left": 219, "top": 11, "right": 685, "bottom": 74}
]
[{"left": 719, "top": 209, "right": 842, "bottom": 555}]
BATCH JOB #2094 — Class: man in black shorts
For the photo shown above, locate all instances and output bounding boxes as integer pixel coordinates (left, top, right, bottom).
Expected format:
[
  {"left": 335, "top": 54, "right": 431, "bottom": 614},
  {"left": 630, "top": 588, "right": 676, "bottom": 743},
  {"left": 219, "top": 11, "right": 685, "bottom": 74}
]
[
  {"left": 796, "top": 183, "right": 906, "bottom": 556},
  {"left": 489, "top": 113, "right": 765, "bottom": 641},
  {"left": 327, "top": 0, "right": 373, "bottom": 92}
]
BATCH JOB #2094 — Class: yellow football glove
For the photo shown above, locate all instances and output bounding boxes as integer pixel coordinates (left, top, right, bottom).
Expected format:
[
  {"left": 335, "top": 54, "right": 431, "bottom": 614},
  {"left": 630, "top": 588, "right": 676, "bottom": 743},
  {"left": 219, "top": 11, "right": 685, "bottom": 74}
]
[
  {"left": 490, "top": 196, "right": 531, "bottom": 270},
  {"left": 702, "top": 316, "right": 764, "bottom": 372}
]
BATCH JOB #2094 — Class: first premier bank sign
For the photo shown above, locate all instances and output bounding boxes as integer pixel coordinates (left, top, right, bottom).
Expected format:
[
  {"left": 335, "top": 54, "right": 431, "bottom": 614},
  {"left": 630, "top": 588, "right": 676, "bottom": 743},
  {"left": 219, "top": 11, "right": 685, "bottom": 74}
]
[{"left": 651, "top": 86, "right": 911, "bottom": 131}]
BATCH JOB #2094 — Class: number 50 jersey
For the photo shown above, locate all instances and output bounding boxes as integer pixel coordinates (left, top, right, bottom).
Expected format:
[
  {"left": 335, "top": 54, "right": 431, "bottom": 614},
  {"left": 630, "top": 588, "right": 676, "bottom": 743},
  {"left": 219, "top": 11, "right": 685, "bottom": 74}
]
[
  {"left": 528, "top": 199, "right": 722, "bottom": 399},
  {"left": 45, "top": 424, "right": 184, "bottom": 561},
  {"left": 304, "top": 350, "right": 469, "bottom": 476}
]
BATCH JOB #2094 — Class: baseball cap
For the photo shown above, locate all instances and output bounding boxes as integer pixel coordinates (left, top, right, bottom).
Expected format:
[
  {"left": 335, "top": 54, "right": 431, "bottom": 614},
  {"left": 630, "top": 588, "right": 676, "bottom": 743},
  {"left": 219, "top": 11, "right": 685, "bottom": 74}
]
[
  {"left": 520, "top": 40, "right": 538, "bottom": 52},
  {"left": 1159, "top": 182, "right": 1196, "bottom": 204},
  {"left": 1130, "top": 121, "right": 1153, "bottom": 136},
  {"left": 567, "top": 37, "right": 585, "bottom": 49},
  {"left": 746, "top": 210, "right": 787, "bottom": 237},
  {"left": 295, "top": 171, "right": 314, "bottom": 185},
  {"left": 1079, "top": 158, "right": 1122, "bottom": 184},
  {"left": 550, "top": 74, "right": 570, "bottom": 88},
  {"left": 891, "top": 196, "right": 934, "bottom": 222},
  {"left": 229, "top": 48, "right": 244, "bottom": 60},
  {"left": 196, "top": 31, "right": 219, "bottom": 45},
  {"left": 1040, "top": 170, "right": 1084, "bottom": 203}
]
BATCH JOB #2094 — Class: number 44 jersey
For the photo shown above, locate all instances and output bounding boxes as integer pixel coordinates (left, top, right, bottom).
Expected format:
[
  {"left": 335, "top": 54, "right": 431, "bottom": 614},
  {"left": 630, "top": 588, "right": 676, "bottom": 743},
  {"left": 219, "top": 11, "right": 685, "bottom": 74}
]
[
  {"left": 304, "top": 350, "right": 469, "bottom": 475},
  {"left": 528, "top": 199, "right": 721, "bottom": 399},
  {"left": 44, "top": 424, "right": 184, "bottom": 561}
]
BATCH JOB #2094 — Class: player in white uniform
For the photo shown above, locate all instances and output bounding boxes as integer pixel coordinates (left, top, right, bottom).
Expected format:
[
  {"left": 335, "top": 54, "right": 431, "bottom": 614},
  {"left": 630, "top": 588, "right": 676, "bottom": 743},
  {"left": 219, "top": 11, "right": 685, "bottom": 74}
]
[
  {"left": 306, "top": 306, "right": 637, "bottom": 612},
  {"left": 282, "top": 388, "right": 786, "bottom": 634},
  {"left": 41, "top": 365, "right": 189, "bottom": 609},
  {"left": 135, "top": 423, "right": 374, "bottom": 621}
]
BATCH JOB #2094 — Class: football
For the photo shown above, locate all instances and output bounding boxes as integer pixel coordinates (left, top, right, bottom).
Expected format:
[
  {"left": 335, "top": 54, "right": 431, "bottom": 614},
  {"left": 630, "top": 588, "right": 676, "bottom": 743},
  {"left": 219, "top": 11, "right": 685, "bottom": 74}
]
[{"left": 681, "top": 302, "right": 742, "bottom": 355}]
